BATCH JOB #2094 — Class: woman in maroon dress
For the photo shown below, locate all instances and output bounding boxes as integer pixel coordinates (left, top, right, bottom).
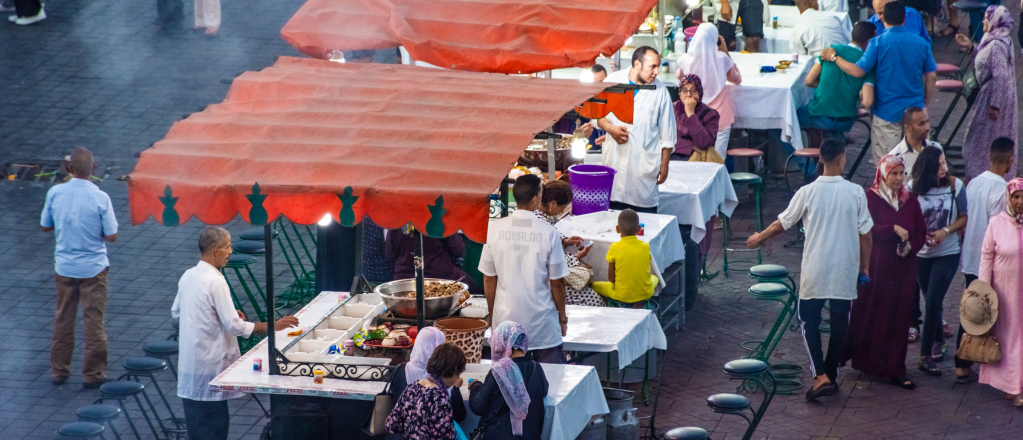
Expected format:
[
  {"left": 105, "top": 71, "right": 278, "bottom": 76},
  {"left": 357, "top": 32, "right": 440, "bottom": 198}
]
[{"left": 846, "top": 154, "right": 927, "bottom": 389}]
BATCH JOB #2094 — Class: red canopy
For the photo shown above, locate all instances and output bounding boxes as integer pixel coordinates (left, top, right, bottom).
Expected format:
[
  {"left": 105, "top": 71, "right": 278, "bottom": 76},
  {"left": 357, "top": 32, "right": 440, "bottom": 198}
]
[
  {"left": 280, "top": 0, "right": 659, "bottom": 74},
  {"left": 127, "top": 57, "right": 615, "bottom": 241}
]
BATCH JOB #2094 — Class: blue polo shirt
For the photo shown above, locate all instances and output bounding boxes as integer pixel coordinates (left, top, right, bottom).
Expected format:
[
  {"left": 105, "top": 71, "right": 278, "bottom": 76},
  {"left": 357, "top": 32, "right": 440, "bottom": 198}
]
[
  {"left": 869, "top": 7, "right": 931, "bottom": 45},
  {"left": 855, "top": 26, "right": 936, "bottom": 123},
  {"left": 40, "top": 178, "right": 119, "bottom": 278}
]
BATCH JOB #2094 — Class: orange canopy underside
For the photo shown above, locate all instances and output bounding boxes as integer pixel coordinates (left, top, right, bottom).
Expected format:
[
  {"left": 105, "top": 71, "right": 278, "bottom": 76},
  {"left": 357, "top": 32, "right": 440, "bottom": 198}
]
[
  {"left": 127, "top": 57, "right": 613, "bottom": 241},
  {"left": 280, "top": 0, "right": 659, "bottom": 74}
]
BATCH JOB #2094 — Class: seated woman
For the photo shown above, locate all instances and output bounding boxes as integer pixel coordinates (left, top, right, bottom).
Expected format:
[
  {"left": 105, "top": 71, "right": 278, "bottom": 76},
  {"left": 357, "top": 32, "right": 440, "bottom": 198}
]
[
  {"left": 469, "top": 322, "right": 549, "bottom": 440},
  {"left": 386, "top": 342, "right": 467, "bottom": 440},
  {"left": 385, "top": 228, "right": 483, "bottom": 296},
  {"left": 534, "top": 180, "right": 603, "bottom": 306},
  {"left": 672, "top": 74, "right": 721, "bottom": 163},
  {"left": 677, "top": 23, "right": 742, "bottom": 158},
  {"left": 387, "top": 327, "right": 465, "bottom": 440}
]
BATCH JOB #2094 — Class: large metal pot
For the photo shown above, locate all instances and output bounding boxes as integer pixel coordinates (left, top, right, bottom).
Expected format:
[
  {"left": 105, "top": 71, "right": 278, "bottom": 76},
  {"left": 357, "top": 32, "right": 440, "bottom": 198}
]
[{"left": 374, "top": 278, "right": 468, "bottom": 319}]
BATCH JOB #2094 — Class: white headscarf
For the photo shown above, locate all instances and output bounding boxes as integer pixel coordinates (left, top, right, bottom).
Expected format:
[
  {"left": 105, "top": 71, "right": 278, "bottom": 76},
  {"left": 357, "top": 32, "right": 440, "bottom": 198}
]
[
  {"left": 405, "top": 327, "right": 446, "bottom": 384},
  {"left": 677, "top": 23, "right": 735, "bottom": 103}
]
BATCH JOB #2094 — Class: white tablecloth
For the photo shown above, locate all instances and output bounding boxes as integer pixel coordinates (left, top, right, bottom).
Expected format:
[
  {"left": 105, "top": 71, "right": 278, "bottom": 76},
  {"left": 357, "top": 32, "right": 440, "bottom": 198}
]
[
  {"left": 658, "top": 162, "right": 739, "bottom": 243},
  {"left": 554, "top": 211, "right": 685, "bottom": 284},
  {"left": 563, "top": 305, "right": 668, "bottom": 367},
  {"left": 726, "top": 52, "right": 814, "bottom": 149},
  {"left": 738, "top": 6, "right": 854, "bottom": 54}
]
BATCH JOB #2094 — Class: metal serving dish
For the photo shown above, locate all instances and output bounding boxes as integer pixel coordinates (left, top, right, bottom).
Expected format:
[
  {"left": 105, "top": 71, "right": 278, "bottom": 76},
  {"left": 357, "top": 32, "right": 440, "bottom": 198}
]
[{"left": 374, "top": 278, "right": 468, "bottom": 319}]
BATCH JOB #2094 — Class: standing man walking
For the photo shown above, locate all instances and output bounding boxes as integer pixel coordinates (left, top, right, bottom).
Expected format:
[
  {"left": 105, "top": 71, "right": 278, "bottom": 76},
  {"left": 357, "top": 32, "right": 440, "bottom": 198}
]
[
  {"left": 41, "top": 147, "right": 117, "bottom": 388},
  {"left": 174, "top": 227, "right": 298, "bottom": 439},
  {"left": 480, "top": 175, "right": 571, "bottom": 364},
  {"left": 747, "top": 139, "right": 873, "bottom": 400},
  {"left": 598, "top": 46, "right": 677, "bottom": 214}
]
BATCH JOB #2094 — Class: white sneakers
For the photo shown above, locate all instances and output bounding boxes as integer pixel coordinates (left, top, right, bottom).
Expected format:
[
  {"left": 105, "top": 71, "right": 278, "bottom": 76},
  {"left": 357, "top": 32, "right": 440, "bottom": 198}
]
[{"left": 9, "top": 8, "right": 45, "bottom": 25}]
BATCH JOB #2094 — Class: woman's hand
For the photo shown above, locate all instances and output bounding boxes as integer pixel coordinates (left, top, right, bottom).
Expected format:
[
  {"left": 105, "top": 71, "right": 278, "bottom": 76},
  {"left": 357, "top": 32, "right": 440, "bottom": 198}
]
[
  {"left": 988, "top": 107, "right": 1000, "bottom": 121},
  {"left": 563, "top": 236, "right": 583, "bottom": 248},
  {"left": 898, "top": 242, "right": 913, "bottom": 258},
  {"left": 575, "top": 244, "right": 593, "bottom": 260},
  {"left": 717, "top": 35, "right": 728, "bottom": 53},
  {"left": 926, "top": 228, "right": 949, "bottom": 246},
  {"left": 894, "top": 225, "right": 909, "bottom": 242},
  {"left": 683, "top": 97, "right": 698, "bottom": 117},
  {"left": 955, "top": 33, "right": 973, "bottom": 50}
]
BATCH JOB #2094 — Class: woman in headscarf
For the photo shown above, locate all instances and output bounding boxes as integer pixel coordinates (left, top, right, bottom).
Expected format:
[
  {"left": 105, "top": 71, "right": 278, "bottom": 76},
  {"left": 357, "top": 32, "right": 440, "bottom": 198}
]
[
  {"left": 978, "top": 178, "right": 1023, "bottom": 406},
  {"left": 672, "top": 74, "right": 721, "bottom": 163},
  {"left": 387, "top": 327, "right": 465, "bottom": 439},
  {"left": 532, "top": 180, "right": 603, "bottom": 307},
  {"left": 469, "top": 322, "right": 549, "bottom": 439},
  {"left": 677, "top": 23, "right": 742, "bottom": 158},
  {"left": 957, "top": 5, "right": 1018, "bottom": 180},
  {"left": 844, "top": 155, "right": 926, "bottom": 389},
  {"left": 386, "top": 343, "right": 467, "bottom": 440}
]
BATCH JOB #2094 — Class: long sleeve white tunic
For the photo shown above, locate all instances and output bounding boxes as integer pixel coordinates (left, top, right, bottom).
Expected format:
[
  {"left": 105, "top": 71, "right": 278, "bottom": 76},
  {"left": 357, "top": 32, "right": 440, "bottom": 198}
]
[{"left": 172, "top": 261, "right": 255, "bottom": 401}]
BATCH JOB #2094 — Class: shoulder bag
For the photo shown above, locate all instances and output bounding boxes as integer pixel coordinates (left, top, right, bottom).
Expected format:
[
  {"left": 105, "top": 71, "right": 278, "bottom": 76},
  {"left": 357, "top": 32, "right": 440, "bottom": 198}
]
[
  {"left": 362, "top": 366, "right": 399, "bottom": 436},
  {"left": 956, "top": 332, "right": 1003, "bottom": 364}
]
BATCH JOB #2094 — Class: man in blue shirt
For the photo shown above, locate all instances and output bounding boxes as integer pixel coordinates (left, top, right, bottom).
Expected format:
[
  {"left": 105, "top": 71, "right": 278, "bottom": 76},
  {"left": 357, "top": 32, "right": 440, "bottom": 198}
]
[
  {"left": 868, "top": 0, "right": 931, "bottom": 44},
  {"left": 41, "top": 147, "right": 118, "bottom": 388},
  {"left": 823, "top": 1, "right": 936, "bottom": 164}
]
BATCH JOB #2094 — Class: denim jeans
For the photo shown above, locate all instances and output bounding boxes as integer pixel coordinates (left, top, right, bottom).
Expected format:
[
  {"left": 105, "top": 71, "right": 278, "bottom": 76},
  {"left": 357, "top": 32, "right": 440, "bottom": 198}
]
[
  {"left": 917, "top": 254, "right": 961, "bottom": 357},
  {"left": 798, "top": 299, "right": 851, "bottom": 382}
]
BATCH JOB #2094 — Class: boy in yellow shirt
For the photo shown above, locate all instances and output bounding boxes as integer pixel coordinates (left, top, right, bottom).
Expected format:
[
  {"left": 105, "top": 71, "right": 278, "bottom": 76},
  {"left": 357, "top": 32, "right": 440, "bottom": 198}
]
[{"left": 592, "top": 209, "right": 658, "bottom": 308}]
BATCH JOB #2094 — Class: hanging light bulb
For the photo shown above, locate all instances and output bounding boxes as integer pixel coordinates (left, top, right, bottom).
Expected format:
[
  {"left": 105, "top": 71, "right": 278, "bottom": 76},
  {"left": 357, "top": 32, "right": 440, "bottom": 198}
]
[
  {"left": 326, "top": 50, "right": 346, "bottom": 63},
  {"left": 318, "top": 213, "right": 334, "bottom": 226},
  {"left": 579, "top": 69, "right": 594, "bottom": 83},
  {"left": 571, "top": 137, "right": 587, "bottom": 159}
]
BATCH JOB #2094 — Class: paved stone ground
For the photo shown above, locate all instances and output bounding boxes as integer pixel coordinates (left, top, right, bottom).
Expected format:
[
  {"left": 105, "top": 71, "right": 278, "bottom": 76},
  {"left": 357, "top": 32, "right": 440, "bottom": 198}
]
[{"left": 2, "top": 0, "right": 1023, "bottom": 438}]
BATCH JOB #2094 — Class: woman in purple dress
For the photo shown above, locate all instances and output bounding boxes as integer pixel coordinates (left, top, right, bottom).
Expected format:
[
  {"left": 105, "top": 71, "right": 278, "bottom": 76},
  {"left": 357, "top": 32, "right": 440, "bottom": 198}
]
[
  {"left": 958, "top": 5, "right": 1018, "bottom": 180},
  {"left": 846, "top": 154, "right": 927, "bottom": 389}
]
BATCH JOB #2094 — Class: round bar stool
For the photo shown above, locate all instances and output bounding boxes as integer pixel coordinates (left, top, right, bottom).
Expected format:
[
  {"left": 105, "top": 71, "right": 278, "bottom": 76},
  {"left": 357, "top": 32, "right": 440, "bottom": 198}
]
[
  {"left": 232, "top": 240, "right": 265, "bottom": 255},
  {"left": 76, "top": 404, "right": 123, "bottom": 440},
  {"left": 727, "top": 148, "right": 763, "bottom": 175},
  {"left": 56, "top": 421, "right": 105, "bottom": 440},
  {"left": 722, "top": 172, "right": 763, "bottom": 276},
  {"left": 239, "top": 227, "right": 278, "bottom": 241},
  {"left": 783, "top": 148, "right": 820, "bottom": 195},
  {"left": 120, "top": 357, "right": 186, "bottom": 438},
  {"left": 845, "top": 108, "right": 873, "bottom": 181},
  {"left": 96, "top": 381, "right": 159, "bottom": 440},
  {"left": 665, "top": 427, "right": 710, "bottom": 440},
  {"left": 935, "top": 63, "right": 960, "bottom": 78},
  {"left": 932, "top": 78, "right": 974, "bottom": 145},
  {"left": 143, "top": 340, "right": 179, "bottom": 378}
]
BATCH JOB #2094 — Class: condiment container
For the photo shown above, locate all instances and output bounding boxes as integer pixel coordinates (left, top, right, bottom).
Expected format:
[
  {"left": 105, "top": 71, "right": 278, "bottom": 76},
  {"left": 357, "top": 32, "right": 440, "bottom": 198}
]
[
  {"left": 313, "top": 369, "right": 324, "bottom": 384},
  {"left": 253, "top": 358, "right": 262, "bottom": 372}
]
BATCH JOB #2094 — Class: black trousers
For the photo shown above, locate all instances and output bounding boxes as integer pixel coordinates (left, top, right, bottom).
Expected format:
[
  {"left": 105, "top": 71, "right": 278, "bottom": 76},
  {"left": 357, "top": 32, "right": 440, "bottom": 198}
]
[
  {"left": 609, "top": 201, "right": 657, "bottom": 214},
  {"left": 182, "top": 398, "right": 230, "bottom": 440},
  {"left": 13, "top": 0, "right": 41, "bottom": 17},
  {"left": 798, "top": 298, "right": 851, "bottom": 382},
  {"left": 955, "top": 274, "right": 978, "bottom": 369}
]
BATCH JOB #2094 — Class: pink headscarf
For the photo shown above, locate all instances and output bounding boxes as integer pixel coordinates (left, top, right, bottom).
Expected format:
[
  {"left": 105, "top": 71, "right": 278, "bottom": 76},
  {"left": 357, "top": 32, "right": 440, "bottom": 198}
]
[
  {"left": 1005, "top": 178, "right": 1023, "bottom": 228},
  {"left": 871, "top": 154, "right": 910, "bottom": 210},
  {"left": 405, "top": 327, "right": 446, "bottom": 384},
  {"left": 979, "top": 5, "right": 1014, "bottom": 53},
  {"left": 490, "top": 321, "right": 531, "bottom": 435}
]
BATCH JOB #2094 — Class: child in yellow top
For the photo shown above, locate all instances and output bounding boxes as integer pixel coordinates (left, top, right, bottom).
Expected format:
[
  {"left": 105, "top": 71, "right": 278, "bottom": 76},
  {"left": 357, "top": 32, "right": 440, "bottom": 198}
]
[{"left": 592, "top": 209, "right": 658, "bottom": 308}]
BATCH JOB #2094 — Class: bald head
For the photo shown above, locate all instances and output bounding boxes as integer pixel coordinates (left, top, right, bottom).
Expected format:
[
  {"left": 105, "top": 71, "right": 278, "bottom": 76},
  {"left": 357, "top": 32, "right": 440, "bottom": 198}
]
[
  {"left": 872, "top": 0, "right": 892, "bottom": 15},
  {"left": 795, "top": 0, "right": 818, "bottom": 13},
  {"left": 70, "top": 147, "right": 95, "bottom": 179}
]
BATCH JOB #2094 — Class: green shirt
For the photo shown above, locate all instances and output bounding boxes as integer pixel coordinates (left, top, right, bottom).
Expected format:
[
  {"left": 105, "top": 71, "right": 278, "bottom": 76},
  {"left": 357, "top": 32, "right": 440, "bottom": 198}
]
[{"left": 806, "top": 44, "right": 875, "bottom": 119}]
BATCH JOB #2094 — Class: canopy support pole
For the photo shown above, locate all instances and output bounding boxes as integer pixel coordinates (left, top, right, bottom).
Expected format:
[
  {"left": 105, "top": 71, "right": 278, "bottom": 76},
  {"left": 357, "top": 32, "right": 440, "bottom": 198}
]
[
  {"left": 547, "top": 129, "right": 557, "bottom": 182},
  {"left": 413, "top": 229, "right": 426, "bottom": 329},
  {"left": 265, "top": 223, "right": 278, "bottom": 376}
]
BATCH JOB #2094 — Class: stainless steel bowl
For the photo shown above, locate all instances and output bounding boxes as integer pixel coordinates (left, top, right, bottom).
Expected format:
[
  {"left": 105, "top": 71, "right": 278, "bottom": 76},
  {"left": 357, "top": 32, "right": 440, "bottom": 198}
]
[{"left": 374, "top": 278, "right": 468, "bottom": 319}]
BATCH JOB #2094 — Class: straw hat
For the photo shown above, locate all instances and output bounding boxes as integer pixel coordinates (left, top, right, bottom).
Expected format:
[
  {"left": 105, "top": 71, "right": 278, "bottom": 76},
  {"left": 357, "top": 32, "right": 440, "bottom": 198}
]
[{"left": 960, "top": 280, "right": 999, "bottom": 336}]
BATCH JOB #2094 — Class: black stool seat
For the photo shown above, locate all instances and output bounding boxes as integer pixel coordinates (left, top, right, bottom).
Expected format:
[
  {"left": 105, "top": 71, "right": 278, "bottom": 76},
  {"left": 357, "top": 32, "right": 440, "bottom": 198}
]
[
  {"left": 729, "top": 172, "right": 761, "bottom": 184},
  {"left": 100, "top": 381, "right": 145, "bottom": 397},
  {"left": 56, "top": 421, "right": 104, "bottom": 438},
  {"left": 749, "top": 264, "right": 789, "bottom": 279},
  {"left": 225, "top": 254, "right": 257, "bottom": 268},
  {"left": 76, "top": 404, "right": 121, "bottom": 422},
  {"left": 664, "top": 427, "right": 710, "bottom": 440},
  {"left": 724, "top": 359, "right": 769, "bottom": 376},
  {"left": 707, "top": 393, "right": 751, "bottom": 410},
  {"left": 124, "top": 357, "right": 168, "bottom": 373},
  {"left": 143, "top": 340, "right": 179, "bottom": 356},
  {"left": 232, "top": 240, "right": 266, "bottom": 255},
  {"left": 240, "top": 227, "right": 278, "bottom": 241},
  {"left": 749, "top": 283, "right": 790, "bottom": 299}
]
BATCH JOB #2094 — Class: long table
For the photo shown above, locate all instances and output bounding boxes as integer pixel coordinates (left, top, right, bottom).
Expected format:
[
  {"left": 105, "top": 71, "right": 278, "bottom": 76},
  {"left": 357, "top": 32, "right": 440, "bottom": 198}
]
[
  {"left": 658, "top": 161, "right": 738, "bottom": 243},
  {"left": 726, "top": 52, "right": 814, "bottom": 150},
  {"left": 210, "top": 292, "right": 610, "bottom": 440}
]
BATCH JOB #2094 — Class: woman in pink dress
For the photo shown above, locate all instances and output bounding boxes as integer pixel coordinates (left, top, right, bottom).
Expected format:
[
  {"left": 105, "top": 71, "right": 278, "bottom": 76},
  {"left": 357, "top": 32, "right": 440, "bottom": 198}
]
[{"left": 978, "top": 178, "right": 1023, "bottom": 406}]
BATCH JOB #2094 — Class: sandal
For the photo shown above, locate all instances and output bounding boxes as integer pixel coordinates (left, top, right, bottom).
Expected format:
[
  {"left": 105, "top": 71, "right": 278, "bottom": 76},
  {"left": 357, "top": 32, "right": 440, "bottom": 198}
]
[
  {"left": 936, "top": 24, "right": 959, "bottom": 38},
  {"left": 1016, "top": 395, "right": 1023, "bottom": 407},
  {"left": 890, "top": 376, "right": 916, "bottom": 390},
  {"left": 908, "top": 326, "right": 919, "bottom": 343},
  {"left": 943, "top": 321, "right": 953, "bottom": 338}
]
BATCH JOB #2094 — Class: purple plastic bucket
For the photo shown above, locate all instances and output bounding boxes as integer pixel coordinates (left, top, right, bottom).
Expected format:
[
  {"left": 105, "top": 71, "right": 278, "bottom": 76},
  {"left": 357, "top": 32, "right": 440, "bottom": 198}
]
[{"left": 568, "top": 164, "right": 616, "bottom": 216}]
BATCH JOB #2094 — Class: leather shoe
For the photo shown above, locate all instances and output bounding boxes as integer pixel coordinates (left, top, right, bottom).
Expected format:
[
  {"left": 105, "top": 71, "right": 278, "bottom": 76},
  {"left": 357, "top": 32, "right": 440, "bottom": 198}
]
[{"left": 83, "top": 378, "right": 113, "bottom": 389}]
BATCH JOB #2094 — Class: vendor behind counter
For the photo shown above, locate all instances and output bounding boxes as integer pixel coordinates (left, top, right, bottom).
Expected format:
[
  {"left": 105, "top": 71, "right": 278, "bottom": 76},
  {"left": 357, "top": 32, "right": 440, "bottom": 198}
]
[{"left": 385, "top": 228, "right": 484, "bottom": 296}]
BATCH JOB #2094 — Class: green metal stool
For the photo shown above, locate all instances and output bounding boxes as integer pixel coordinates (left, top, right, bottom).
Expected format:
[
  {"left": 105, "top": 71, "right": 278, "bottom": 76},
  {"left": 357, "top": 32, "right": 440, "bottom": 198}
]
[
  {"left": 95, "top": 381, "right": 160, "bottom": 440},
  {"left": 76, "top": 404, "right": 123, "bottom": 440},
  {"left": 120, "top": 357, "right": 186, "bottom": 439},
  {"left": 723, "top": 172, "right": 763, "bottom": 276},
  {"left": 56, "top": 421, "right": 105, "bottom": 440},
  {"left": 741, "top": 283, "right": 803, "bottom": 394}
]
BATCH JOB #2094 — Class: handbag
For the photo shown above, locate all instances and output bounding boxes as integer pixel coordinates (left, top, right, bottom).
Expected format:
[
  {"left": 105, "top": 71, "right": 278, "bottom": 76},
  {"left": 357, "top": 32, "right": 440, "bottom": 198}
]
[
  {"left": 956, "top": 332, "right": 1003, "bottom": 364},
  {"left": 564, "top": 264, "right": 594, "bottom": 291},
  {"left": 361, "top": 367, "right": 398, "bottom": 436}
]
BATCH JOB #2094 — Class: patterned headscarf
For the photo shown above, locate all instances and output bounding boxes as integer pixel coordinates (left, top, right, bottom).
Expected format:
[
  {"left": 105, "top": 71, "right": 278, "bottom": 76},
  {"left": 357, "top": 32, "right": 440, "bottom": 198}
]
[
  {"left": 678, "top": 74, "right": 704, "bottom": 101},
  {"left": 405, "top": 327, "right": 446, "bottom": 385},
  {"left": 871, "top": 154, "right": 910, "bottom": 211},
  {"left": 490, "top": 321, "right": 531, "bottom": 435},
  {"left": 979, "top": 5, "right": 1014, "bottom": 52},
  {"left": 1005, "top": 178, "right": 1023, "bottom": 228}
]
